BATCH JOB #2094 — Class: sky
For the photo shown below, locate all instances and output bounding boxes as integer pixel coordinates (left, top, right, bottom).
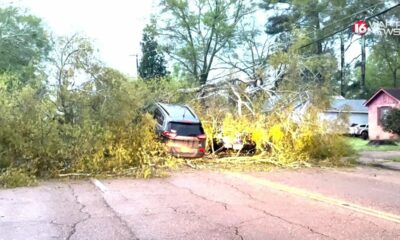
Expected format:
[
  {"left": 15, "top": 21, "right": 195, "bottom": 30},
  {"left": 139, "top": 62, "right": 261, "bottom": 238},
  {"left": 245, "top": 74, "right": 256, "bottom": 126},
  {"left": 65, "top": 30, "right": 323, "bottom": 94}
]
[
  {"left": 7, "top": 0, "right": 155, "bottom": 77},
  {"left": 2, "top": 0, "right": 364, "bottom": 80}
]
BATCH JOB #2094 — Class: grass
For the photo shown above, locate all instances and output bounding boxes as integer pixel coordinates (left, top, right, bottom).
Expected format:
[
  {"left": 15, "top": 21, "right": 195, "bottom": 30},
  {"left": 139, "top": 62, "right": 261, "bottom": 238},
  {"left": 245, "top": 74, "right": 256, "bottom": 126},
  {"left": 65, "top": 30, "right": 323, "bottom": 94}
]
[
  {"left": 387, "top": 157, "right": 400, "bottom": 162},
  {"left": 346, "top": 137, "right": 400, "bottom": 152}
]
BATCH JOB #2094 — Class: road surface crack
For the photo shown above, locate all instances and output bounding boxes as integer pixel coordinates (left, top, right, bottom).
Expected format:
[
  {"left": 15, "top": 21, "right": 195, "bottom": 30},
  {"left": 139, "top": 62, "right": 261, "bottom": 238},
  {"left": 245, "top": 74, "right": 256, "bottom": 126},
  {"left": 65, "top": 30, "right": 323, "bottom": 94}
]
[
  {"left": 166, "top": 181, "right": 228, "bottom": 210},
  {"left": 234, "top": 226, "right": 244, "bottom": 240},
  {"left": 249, "top": 205, "right": 336, "bottom": 240},
  {"left": 207, "top": 177, "right": 257, "bottom": 200},
  {"left": 66, "top": 184, "right": 91, "bottom": 240},
  {"left": 206, "top": 177, "right": 336, "bottom": 240}
]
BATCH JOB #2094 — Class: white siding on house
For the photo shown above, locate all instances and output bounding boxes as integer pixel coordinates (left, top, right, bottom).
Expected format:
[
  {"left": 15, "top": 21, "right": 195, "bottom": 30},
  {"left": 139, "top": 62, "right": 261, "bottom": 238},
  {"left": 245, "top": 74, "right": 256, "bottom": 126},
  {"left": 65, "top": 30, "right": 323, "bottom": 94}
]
[
  {"left": 348, "top": 113, "right": 368, "bottom": 125},
  {"left": 263, "top": 97, "right": 369, "bottom": 128},
  {"left": 319, "top": 112, "right": 368, "bottom": 125},
  {"left": 320, "top": 112, "right": 339, "bottom": 122}
]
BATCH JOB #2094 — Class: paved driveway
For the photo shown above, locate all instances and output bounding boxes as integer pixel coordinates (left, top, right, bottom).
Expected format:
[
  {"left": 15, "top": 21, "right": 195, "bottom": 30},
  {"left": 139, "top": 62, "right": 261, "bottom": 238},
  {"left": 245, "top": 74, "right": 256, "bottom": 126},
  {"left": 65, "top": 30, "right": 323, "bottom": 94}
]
[{"left": 1, "top": 166, "right": 400, "bottom": 240}]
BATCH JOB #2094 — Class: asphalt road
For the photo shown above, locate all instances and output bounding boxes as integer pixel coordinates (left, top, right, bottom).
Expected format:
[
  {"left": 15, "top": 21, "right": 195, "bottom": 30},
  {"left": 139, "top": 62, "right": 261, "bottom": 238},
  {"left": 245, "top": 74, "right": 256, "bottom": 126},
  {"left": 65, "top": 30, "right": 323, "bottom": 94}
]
[{"left": 1, "top": 166, "right": 400, "bottom": 240}]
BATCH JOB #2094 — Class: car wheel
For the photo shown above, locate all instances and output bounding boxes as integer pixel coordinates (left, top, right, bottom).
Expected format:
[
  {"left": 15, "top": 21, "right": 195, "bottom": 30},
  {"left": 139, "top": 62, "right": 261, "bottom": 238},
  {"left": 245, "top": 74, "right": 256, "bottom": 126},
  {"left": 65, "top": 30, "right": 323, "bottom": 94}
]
[{"left": 361, "top": 131, "right": 368, "bottom": 140}]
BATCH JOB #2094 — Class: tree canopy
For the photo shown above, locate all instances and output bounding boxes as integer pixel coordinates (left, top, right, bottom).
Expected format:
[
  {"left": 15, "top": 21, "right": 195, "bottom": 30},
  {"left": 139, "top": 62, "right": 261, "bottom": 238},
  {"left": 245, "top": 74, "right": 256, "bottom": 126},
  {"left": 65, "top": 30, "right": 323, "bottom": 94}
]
[
  {"left": 138, "top": 28, "right": 168, "bottom": 80},
  {"left": 0, "top": 7, "right": 51, "bottom": 83},
  {"left": 382, "top": 108, "right": 400, "bottom": 135},
  {"left": 154, "top": 0, "right": 253, "bottom": 85}
]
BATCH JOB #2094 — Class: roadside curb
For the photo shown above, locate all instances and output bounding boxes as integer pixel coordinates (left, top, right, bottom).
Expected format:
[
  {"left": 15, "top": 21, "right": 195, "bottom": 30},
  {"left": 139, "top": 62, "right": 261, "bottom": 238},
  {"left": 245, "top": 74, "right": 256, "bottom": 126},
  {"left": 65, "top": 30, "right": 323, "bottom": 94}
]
[{"left": 90, "top": 178, "right": 108, "bottom": 193}]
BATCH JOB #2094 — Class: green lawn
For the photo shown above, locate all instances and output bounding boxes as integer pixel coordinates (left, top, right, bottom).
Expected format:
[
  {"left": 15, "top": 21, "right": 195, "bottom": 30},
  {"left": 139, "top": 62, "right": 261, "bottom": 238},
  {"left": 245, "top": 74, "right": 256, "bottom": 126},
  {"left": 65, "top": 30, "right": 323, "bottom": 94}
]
[
  {"left": 346, "top": 137, "right": 400, "bottom": 152},
  {"left": 387, "top": 157, "right": 400, "bottom": 162}
]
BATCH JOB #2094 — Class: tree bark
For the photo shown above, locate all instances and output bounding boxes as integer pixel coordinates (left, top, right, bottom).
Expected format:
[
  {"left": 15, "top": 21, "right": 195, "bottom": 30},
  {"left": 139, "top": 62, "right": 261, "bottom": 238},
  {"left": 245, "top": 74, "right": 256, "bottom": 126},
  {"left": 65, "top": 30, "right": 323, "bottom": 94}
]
[{"left": 340, "top": 34, "right": 345, "bottom": 96}]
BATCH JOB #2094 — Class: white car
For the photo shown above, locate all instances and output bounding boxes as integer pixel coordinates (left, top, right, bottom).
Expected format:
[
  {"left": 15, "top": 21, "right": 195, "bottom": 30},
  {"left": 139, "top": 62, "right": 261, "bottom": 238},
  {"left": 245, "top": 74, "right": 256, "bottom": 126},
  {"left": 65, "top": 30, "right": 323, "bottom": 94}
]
[
  {"left": 348, "top": 123, "right": 368, "bottom": 139},
  {"left": 357, "top": 124, "right": 369, "bottom": 140},
  {"left": 349, "top": 123, "right": 359, "bottom": 135}
]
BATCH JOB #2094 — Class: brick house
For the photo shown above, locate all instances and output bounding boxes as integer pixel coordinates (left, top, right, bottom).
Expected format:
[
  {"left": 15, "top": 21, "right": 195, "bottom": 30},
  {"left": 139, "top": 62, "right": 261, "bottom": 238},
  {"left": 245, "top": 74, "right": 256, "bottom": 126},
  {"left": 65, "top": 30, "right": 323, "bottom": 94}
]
[{"left": 364, "top": 88, "right": 400, "bottom": 140}]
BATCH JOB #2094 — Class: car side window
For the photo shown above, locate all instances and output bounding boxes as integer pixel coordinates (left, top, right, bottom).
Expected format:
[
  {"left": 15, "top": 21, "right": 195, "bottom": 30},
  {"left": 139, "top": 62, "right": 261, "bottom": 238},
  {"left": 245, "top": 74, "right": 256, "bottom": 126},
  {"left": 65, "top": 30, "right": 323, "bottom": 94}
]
[{"left": 154, "top": 109, "right": 164, "bottom": 125}]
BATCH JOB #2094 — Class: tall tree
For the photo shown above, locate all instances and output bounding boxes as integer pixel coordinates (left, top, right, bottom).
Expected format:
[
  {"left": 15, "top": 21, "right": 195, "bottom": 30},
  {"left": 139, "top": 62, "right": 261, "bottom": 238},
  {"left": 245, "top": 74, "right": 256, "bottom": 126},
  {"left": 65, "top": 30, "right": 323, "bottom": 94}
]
[
  {"left": 0, "top": 7, "right": 51, "bottom": 82},
  {"left": 365, "top": 38, "right": 400, "bottom": 93},
  {"left": 50, "top": 34, "right": 100, "bottom": 124},
  {"left": 138, "top": 28, "right": 168, "bottom": 80},
  {"left": 261, "top": 0, "right": 330, "bottom": 54},
  {"left": 260, "top": 0, "right": 394, "bottom": 96},
  {"left": 154, "top": 0, "right": 253, "bottom": 85},
  {"left": 370, "top": 13, "right": 400, "bottom": 88},
  {"left": 219, "top": 19, "right": 271, "bottom": 87}
]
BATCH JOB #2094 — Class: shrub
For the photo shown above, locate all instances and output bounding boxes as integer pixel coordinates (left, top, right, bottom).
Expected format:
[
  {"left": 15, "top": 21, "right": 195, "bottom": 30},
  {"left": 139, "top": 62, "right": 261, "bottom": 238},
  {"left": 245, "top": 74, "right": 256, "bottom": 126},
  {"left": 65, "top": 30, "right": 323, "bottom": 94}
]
[
  {"left": 195, "top": 97, "right": 353, "bottom": 165},
  {"left": 382, "top": 108, "right": 400, "bottom": 135},
  {"left": 0, "top": 168, "right": 37, "bottom": 188},
  {"left": 72, "top": 114, "right": 171, "bottom": 176},
  {"left": 266, "top": 106, "right": 353, "bottom": 164},
  {"left": 0, "top": 75, "right": 180, "bottom": 178}
]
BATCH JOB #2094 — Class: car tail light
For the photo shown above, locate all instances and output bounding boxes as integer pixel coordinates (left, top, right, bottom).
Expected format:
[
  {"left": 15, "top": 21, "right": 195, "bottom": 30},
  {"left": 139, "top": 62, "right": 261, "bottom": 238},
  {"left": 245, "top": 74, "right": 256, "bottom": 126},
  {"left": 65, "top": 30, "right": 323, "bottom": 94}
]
[
  {"left": 162, "top": 131, "right": 177, "bottom": 138},
  {"left": 198, "top": 147, "right": 205, "bottom": 153},
  {"left": 197, "top": 134, "right": 206, "bottom": 140}
]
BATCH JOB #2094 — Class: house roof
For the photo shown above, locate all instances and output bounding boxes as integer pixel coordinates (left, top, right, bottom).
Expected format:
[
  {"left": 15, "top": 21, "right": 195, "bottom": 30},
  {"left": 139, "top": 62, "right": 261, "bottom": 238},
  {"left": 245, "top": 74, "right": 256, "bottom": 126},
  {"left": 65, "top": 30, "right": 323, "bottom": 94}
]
[
  {"left": 262, "top": 92, "right": 310, "bottom": 112},
  {"left": 262, "top": 94, "right": 367, "bottom": 113},
  {"left": 326, "top": 99, "right": 368, "bottom": 113},
  {"left": 364, "top": 88, "right": 400, "bottom": 106},
  {"left": 385, "top": 88, "right": 400, "bottom": 100}
]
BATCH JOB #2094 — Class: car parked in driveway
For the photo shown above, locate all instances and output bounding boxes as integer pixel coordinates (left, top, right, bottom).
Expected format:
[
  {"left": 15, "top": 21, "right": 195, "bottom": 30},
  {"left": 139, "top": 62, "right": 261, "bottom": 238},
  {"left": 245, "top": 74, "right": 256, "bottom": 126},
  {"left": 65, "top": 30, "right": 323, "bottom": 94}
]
[
  {"left": 349, "top": 123, "right": 360, "bottom": 135},
  {"left": 357, "top": 124, "right": 369, "bottom": 140},
  {"left": 151, "top": 102, "right": 206, "bottom": 158},
  {"left": 348, "top": 123, "right": 368, "bottom": 140}
]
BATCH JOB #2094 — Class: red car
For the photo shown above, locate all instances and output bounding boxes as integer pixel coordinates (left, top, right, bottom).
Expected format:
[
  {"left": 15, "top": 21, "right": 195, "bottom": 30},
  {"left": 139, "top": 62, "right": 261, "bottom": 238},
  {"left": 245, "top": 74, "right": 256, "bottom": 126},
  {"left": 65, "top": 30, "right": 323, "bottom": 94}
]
[{"left": 152, "top": 102, "right": 206, "bottom": 158}]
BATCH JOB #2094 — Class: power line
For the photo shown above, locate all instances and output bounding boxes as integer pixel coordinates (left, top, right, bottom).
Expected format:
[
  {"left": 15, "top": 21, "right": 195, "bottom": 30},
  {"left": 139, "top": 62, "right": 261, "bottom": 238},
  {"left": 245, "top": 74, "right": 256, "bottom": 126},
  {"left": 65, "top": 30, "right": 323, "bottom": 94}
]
[
  {"left": 310, "top": 1, "right": 385, "bottom": 38},
  {"left": 299, "top": 3, "right": 400, "bottom": 50},
  {"left": 0, "top": 0, "right": 22, "bottom": 6},
  {"left": 204, "top": 3, "right": 400, "bottom": 83}
]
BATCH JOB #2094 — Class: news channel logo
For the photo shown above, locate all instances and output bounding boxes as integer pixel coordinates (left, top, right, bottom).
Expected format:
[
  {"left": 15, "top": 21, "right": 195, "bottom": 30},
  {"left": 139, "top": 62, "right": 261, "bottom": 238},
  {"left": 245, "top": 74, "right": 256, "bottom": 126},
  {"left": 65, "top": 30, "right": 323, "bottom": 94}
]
[{"left": 352, "top": 20, "right": 400, "bottom": 36}]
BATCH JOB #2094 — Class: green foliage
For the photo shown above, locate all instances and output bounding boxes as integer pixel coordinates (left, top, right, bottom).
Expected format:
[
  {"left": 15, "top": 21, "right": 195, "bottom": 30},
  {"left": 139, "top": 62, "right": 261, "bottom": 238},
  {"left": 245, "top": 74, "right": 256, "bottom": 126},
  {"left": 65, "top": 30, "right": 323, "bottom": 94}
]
[
  {"left": 194, "top": 92, "right": 352, "bottom": 165},
  {"left": 261, "top": 0, "right": 400, "bottom": 97},
  {"left": 139, "top": 28, "right": 168, "bottom": 80},
  {"left": 387, "top": 157, "right": 400, "bottom": 162},
  {"left": 0, "top": 7, "right": 51, "bottom": 83},
  {"left": 155, "top": 0, "right": 253, "bottom": 84},
  {"left": 265, "top": 106, "right": 353, "bottom": 164},
  {"left": 0, "top": 168, "right": 37, "bottom": 188},
  {"left": 365, "top": 36, "right": 400, "bottom": 94},
  {"left": 382, "top": 108, "right": 400, "bottom": 135},
  {"left": 269, "top": 30, "right": 338, "bottom": 88},
  {"left": 346, "top": 137, "right": 400, "bottom": 152},
  {"left": 0, "top": 69, "right": 184, "bottom": 178}
]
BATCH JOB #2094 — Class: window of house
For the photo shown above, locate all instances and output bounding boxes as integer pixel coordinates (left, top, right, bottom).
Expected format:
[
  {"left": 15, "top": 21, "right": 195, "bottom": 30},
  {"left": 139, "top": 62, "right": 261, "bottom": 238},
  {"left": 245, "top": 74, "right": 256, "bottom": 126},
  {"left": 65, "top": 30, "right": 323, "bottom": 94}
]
[{"left": 378, "top": 107, "right": 391, "bottom": 126}]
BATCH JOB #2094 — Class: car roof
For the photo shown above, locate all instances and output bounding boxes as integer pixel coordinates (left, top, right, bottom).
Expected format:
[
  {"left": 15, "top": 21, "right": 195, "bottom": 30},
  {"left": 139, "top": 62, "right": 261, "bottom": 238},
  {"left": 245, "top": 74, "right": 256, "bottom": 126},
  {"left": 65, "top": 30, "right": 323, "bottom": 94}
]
[{"left": 155, "top": 102, "right": 200, "bottom": 123}]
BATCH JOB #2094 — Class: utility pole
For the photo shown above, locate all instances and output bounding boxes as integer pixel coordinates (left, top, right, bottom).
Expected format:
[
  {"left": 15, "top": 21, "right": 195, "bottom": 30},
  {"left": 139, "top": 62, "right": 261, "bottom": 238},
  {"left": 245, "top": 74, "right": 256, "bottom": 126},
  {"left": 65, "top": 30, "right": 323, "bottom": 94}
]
[
  {"left": 135, "top": 54, "right": 139, "bottom": 74},
  {"left": 129, "top": 54, "right": 140, "bottom": 77},
  {"left": 361, "top": 36, "right": 366, "bottom": 96}
]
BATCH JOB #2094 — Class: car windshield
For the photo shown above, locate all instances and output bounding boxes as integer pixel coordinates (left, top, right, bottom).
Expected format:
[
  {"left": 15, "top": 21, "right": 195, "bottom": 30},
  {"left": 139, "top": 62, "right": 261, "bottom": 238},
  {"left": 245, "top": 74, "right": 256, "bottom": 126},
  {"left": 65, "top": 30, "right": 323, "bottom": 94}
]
[{"left": 168, "top": 122, "right": 204, "bottom": 136}]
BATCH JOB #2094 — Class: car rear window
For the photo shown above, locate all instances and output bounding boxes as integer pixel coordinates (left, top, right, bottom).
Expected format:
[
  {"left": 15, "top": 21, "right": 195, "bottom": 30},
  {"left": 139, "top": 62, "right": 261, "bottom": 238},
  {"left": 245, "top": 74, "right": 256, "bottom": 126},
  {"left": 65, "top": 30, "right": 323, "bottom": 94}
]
[{"left": 168, "top": 122, "right": 204, "bottom": 136}]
